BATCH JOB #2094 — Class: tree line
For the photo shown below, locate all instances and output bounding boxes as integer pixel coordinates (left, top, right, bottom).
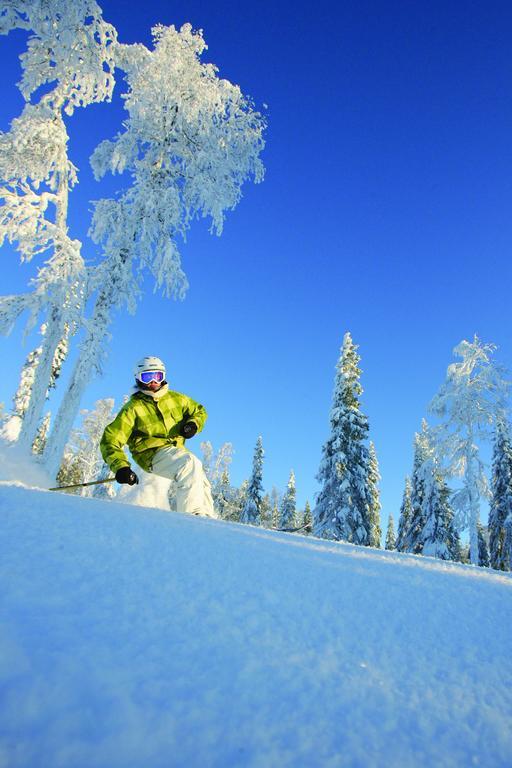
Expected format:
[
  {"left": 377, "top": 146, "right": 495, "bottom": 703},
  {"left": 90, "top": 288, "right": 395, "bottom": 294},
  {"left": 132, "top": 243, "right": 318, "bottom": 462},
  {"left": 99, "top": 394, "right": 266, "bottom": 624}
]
[{"left": 12, "top": 329, "right": 510, "bottom": 572}]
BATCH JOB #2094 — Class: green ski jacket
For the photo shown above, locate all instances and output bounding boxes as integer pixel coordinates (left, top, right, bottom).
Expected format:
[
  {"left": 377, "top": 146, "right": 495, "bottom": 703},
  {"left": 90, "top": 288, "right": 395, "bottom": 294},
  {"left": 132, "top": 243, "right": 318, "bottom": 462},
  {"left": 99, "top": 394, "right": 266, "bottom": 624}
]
[{"left": 100, "top": 387, "right": 207, "bottom": 474}]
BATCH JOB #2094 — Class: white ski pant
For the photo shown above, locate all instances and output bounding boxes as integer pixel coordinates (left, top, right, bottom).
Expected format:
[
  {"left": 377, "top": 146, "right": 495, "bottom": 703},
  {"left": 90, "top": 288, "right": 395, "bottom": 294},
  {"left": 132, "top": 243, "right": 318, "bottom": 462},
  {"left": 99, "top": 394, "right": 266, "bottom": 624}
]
[{"left": 151, "top": 446, "right": 216, "bottom": 518}]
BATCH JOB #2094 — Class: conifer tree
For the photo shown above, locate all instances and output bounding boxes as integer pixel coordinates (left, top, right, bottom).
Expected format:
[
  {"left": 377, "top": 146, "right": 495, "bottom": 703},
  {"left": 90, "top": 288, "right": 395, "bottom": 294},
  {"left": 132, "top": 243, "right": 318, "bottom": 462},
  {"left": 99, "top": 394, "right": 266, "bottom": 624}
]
[
  {"left": 32, "top": 412, "right": 51, "bottom": 455},
  {"left": 368, "top": 441, "right": 382, "bottom": 547},
  {"left": 489, "top": 421, "right": 512, "bottom": 570},
  {"left": 404, "top": 422, "right": 461, "bottom": 561},
  {"left": 303, "top": 501, "right": 313, "bottom": 534},
  {"left": 234, "top": 480, "right": 249, "bottom": 523},
  {"left": 260, "top": 494, "right": 273, "bottom": 528},
  {"left": 396, "top": 477, "right": 412, "bottom": 552},
  {"left": 469, "top": 522, "right": 490, "bottom": 568},
  {"left": 403, "top": 423, "right": 432, "bottom": 554},
  {"left": 385, "top": 514, "right": 396, "bottom": 550},
  {"left": 240, "top": 437, "right": 264, "bottom": 525},
  {"left": 418, "top": 458, "right": 460, "bottom": 561},
  {"left": 271, "top": 487, "right": 281, "bottom": 529},
  {"left": 279, "top": 470, "right": 297, "bottom": 529},
  {"left": 313, "top": 332, "right": 373, "bottom": 544}
]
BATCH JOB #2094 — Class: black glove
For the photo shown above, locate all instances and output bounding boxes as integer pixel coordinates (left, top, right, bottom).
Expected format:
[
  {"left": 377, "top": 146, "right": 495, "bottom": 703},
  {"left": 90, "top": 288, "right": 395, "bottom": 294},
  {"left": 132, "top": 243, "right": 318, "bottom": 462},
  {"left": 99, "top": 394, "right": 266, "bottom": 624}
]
[
  {"left": 180, "top": 421, "right": 198, "bottom": 439},
  {"left": 115, "top": 466, "right": 139, "bottom": 485}
]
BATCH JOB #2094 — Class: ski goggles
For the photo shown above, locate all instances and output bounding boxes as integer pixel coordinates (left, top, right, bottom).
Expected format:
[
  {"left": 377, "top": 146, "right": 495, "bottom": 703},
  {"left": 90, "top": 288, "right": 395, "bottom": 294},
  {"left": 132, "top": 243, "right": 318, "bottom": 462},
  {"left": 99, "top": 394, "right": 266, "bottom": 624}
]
[{"left": 138, "top": 370, "right": 165, "bottom": 384}]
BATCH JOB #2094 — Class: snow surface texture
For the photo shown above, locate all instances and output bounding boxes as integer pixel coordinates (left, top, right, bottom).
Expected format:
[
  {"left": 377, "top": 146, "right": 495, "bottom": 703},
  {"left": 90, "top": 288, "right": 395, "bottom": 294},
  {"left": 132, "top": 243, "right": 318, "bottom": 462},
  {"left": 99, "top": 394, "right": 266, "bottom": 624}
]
[{"left": 1, "top": 485, "right": 511, "bottom": 768}]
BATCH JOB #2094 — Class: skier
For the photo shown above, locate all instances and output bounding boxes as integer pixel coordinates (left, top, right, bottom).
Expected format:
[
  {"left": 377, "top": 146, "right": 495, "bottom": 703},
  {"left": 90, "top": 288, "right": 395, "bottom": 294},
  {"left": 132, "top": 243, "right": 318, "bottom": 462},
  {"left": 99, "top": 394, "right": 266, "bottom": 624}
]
[{"left": 100, "top": 356, "right": 216, "bottom": 518}]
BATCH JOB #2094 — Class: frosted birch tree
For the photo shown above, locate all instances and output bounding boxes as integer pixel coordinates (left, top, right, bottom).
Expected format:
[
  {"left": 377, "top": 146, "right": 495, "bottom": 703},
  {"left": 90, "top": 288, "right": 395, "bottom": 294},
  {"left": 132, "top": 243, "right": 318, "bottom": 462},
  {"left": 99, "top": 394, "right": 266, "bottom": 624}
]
[
  {"left": 429, "top": 337, "right": 509, "bottom": 565},
  {"left": 0, "top": 0, "right": 116, "bottom": 452},
  {"left": 42, "top": 22, "right": 266, "bottom": 478},
  {"left": 313, "top": 332, "right": 373, "bottom": 544}
]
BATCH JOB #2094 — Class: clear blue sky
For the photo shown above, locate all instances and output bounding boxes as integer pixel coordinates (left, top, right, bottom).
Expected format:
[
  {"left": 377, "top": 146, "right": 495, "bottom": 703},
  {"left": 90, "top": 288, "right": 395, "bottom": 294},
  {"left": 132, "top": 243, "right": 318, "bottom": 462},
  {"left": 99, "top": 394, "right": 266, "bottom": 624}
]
[{"left": 1, "top": 0, "right": 512, "bottom": 520}]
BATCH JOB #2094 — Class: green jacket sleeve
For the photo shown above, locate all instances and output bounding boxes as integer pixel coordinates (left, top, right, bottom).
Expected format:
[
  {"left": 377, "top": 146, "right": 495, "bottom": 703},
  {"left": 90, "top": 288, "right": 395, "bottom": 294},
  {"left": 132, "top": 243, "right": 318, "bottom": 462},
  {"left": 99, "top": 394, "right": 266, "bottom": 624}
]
[
  {"left": 100, "top": 402, "right": 137, "bottom": 474},
  {"left": 182, "top": 395, "right": 207, "bottom": 433}
]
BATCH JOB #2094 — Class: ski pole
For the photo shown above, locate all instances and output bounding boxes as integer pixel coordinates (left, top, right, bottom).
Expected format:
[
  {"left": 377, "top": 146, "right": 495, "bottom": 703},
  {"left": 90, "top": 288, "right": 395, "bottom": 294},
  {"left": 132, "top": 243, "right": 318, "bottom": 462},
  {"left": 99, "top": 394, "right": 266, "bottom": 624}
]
[{"left": 49, "top": 477, "right": 116, "bottom": 492}]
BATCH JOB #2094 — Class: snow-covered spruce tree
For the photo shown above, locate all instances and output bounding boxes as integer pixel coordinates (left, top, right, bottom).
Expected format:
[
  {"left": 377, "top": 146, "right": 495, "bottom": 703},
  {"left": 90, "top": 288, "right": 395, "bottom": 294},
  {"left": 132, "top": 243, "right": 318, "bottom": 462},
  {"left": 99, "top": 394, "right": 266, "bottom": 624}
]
[
  {"left": 56, "top": 399, "right": 115, "bottom": 496},
  {"left": 0, "top": 1, "right": 116, "bottom": 452},
  {"left": 233, "top": 479, "right": 249, "bottom": 523},
  {"left": 271, "top": 487, "right": 281, "bottom": 529},
  {"left": 403, "top": 427, "right": 430, "bottom": 554},
  {"left": 502, "top": 514, "right": 512, "bottom": 573},
  {"left": 396, "top": 477, "right": 412, "bottom": 552},
  {"left": 429, "top": 336, "right": 510, "bottom": 566},
  {"left": 418, "top": 458, "right": 460, "bottom": 561},
  {"left": 368, "top": 441, "right": 382, "bottom": 547},
  {"left": 385, "top": 514, "right": 396, "bottom": 551},
  {"left": 469, "top": 522, "right": 490, "bottom": 568},
  {"left": 32, "top": 412, "right": 51, "bottom": 455},
  {"left": 489, "top": 421, "right": 512, "bottom": 570},
  {"left": 43, "top": 22, "right": 266, "bottom": 479},
  {"left": 303, "top": 500, "right": 313, "bottom": 533},
  {"left": 260, "top": 494, "right": 273, "bottom": 529},
  {"left": 279, "top": 470, "right": 297, "bottom": 529},
  {"left": 404, "top": 421, "right": 461, "bottom": 561},
  {"left": 240, "top": 436, "right": 264, "bottom": 525},
  {"left": 313, "top": 332, "right": 373, "bottom": 544},
  {"left": 214, "top": 469, "right": 239, "bottom": 521}
]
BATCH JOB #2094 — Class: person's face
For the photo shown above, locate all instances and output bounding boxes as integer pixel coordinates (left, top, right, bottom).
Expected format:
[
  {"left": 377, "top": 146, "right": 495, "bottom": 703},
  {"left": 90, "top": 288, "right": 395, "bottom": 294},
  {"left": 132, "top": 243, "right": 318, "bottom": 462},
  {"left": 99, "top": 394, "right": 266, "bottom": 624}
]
[{"left": 146, "top": 379, "right": 161, "bottom": 392}]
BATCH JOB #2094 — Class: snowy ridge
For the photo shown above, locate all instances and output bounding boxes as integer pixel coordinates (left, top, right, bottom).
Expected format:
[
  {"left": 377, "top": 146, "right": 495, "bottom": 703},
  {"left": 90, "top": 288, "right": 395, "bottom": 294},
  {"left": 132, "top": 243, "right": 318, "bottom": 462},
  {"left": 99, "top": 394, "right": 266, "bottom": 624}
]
[{"left": 1, "top": 484, "right": 511, "bottom": 768}]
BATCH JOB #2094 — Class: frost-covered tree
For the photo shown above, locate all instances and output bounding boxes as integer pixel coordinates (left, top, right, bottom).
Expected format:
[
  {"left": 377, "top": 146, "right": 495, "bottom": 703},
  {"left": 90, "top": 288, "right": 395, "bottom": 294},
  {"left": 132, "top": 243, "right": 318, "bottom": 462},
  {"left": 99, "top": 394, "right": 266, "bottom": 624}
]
[
  {"left": 385, "top": 514, "right": 396, "bottom": 551},
  {"left": 214, "top": 468, "right": 239, "bottom": 521},
  {"left": 260, "top": 494, "right": 273, "bottom": 529},
  {"left": 403, "top": 423, "right": 431, "bottom": 554},
  {"left": 0, "top": 324, "right": 69, "bottom": 442},
  {"left": 368, "top": 441, "right": 382, "bottom": 547},
  {"left": 43, "top": 22, "right": 266, "bottom": 478},
  {"left": 396, "top": 477, "right": 412, "bottom": 552},
  {"left": 200, "top": 440, "right": 234, "bottom": 517},
  {"left": 469, "top": 522, "right": 490, "bottom": 568},
  {"left": 233, "top": 479, "right": 249, "bottom": 523},
  {"left": 32, "top": 411, "right": 51, "bottom": 455},
  {"left": 240, "top": 436, "right": 264, "bottom": 525},
  {"left": 303, "top": 500, "right": 313, "bottom": 533},
  {"left": 0, "top": 1, "right": 116, "bottom": 452},
  {"left": 418, "top": 459, "right": 460, "bottom": 561},
  {"left": 313, "top": 332, "right": 373, "bottom": 544},
  {"left": 57, "top": 398, "right": 115, "bottom": 495},
  {"left": 429, "top": 337, "right": 510, "bottom": 565},
  {"left": 489, "top": 421, "right": 512, "bottom": 571},
  {"left": 271, "top": 487, "right": 281, "bottom": 529},
  {"left": 279, "top": 470, "right": 297, "bottom": 529},
  {"left": 403, "top": 422, "right": 460, "bottom": 561}
]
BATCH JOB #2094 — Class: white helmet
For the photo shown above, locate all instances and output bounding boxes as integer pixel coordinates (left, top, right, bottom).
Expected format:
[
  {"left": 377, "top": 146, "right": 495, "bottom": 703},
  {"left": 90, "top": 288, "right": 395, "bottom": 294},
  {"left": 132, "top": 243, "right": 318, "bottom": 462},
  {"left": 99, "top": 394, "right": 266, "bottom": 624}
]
[{"left": 133, "top": 356, "right": 166, "bottom": 381}]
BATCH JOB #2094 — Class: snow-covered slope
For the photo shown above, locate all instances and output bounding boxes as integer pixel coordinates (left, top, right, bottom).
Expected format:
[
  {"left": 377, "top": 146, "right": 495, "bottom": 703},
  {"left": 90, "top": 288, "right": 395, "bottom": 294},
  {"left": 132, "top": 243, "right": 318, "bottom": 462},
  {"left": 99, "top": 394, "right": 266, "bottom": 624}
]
[{"left": 1, "top": 484, "right": 511, "bottom": 768}]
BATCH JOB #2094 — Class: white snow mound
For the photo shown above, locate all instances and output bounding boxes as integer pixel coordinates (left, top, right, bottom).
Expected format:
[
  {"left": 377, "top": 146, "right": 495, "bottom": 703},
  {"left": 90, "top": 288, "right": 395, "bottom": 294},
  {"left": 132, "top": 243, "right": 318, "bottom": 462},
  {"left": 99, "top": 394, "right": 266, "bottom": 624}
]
[{"left": 0, "top": 485, "right": 511, "bottom": 768}]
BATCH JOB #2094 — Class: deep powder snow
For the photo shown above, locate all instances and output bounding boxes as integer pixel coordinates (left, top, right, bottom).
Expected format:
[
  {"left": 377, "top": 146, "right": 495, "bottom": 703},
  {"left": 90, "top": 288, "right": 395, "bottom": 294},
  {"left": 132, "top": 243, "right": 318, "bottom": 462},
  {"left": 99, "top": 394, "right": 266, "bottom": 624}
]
[{"left": 0, "top": 484, "right": 511, "bottom": 768}]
